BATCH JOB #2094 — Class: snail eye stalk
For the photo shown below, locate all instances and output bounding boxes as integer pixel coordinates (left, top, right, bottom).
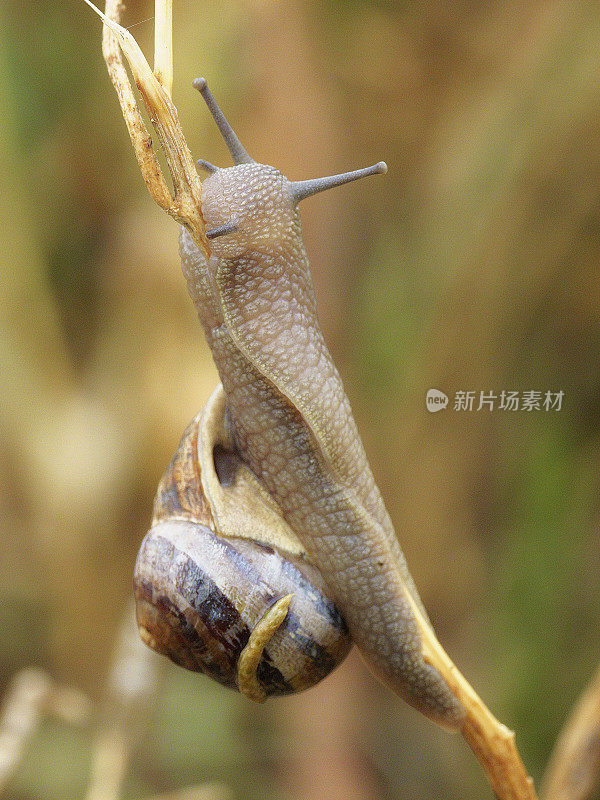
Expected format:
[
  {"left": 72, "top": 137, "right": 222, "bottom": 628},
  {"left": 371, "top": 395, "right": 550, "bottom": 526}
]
[
  {"left": 193, "top": 77, "right": 254, "bottom": 166},
  {"left": 290, "top": 161, "right": 387, "bottom": 205}
]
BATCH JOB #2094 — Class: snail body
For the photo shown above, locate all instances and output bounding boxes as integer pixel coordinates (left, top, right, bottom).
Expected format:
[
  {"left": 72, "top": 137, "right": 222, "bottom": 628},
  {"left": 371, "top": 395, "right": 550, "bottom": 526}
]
[{"left": 136, "top": 80, "right": 464, "bottom": 728}]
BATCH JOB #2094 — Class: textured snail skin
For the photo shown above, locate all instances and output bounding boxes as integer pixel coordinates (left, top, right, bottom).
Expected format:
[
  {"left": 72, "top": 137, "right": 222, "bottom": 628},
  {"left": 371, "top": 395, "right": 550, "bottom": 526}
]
[
  {"left": 134, "top": 413, "right": 352, "bottom": 696},
  {"left": 179, "top": 163, "right": 465, "bottom": 727}
]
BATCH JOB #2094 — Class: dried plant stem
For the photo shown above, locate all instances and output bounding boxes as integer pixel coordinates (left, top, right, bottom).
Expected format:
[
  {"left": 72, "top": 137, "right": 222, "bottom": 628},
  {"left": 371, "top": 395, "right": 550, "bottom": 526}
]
[
  {"left": 0, "top": 669, "right": 51, "bottom": 793},
  {"left": 154, "top": 0, "right": 173, "bottom": 95},
  {"left": 144, "top": 785, "right": 233, "bottom": 800},
  {"left": 82, "top": 0, "right": 209, "bottom": 259},
  {"left": 540, "top": 664, "right": 600, "bottom": 800},
  {"left": 84, "top": 604, "right": 163, "bottom": 800},
  {"left": 406, "top": 596, "right": 538, "bottom": 800},
  {"left": 0, "top": 668, "right": 91, "bottom": 795},
  {"left": 85, "top": 729, "right": 130, "bottom": 800}
]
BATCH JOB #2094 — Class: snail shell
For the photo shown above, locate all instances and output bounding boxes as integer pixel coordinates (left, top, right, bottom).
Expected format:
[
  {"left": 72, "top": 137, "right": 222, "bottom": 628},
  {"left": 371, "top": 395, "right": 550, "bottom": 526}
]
[{"left": 134, "top": 386, "right": 352, "bottom": 699}]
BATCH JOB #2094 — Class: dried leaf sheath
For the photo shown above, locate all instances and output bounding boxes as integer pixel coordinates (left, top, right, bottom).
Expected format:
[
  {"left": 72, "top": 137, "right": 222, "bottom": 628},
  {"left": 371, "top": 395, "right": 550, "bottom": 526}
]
[{"left": 85, "top": 0, "right": 210, "bottom": 258}]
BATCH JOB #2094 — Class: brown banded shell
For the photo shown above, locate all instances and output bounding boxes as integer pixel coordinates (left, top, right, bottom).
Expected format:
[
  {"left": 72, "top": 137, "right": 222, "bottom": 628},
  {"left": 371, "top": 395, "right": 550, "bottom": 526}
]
[
  {"left": 134, "top": 520, "right": 351, "bottom": 695},
  {"left": 133, "top": 389, "right": 352, "bottom": 697}
]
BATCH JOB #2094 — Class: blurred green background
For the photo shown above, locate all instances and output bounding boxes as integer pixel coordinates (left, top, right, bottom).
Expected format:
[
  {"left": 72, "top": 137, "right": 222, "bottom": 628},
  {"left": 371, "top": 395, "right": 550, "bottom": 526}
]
[{"left": 0, "top": 1, "right": 599, "bottom": 798}]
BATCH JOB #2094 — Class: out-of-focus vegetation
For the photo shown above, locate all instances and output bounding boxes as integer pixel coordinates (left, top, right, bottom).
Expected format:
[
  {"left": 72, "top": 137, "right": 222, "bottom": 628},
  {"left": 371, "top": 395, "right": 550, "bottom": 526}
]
[{"left": 0, "top": 1, "right": 598, "bottom": 798}]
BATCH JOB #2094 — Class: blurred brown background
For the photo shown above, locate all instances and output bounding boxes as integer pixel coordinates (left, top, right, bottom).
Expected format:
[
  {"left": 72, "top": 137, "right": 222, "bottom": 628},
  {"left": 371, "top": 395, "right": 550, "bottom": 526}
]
[{"left": 0, "top": 1, "right": 599, "bottom": 798}]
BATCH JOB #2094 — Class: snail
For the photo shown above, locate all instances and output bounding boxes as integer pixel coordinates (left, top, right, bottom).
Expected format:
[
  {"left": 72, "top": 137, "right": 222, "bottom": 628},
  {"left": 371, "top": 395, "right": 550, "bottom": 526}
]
[{"left": 134, "top": 79, "right": 465, "bottom": 728}]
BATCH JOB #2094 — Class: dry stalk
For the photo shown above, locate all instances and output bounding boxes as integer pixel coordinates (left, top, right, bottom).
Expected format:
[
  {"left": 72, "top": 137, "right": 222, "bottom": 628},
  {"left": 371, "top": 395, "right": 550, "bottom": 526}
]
[
  {"left": 82, "top": 0, "right": 209, "bottom": 260},
  {"left": 82, "top": 2, "right": 543, "bottom": 798},
  {"left": 143, "top": 785, "right": 234, "bottom": 800},
  {"left": 541, "top": 663, "right": 600, "bottom": 800},
  {"left": 0, "top": 668, "right": 91, "bottom": 795},
  {"left": 84, "top": 604, "right": 162, "bottom": 800},
  {"left": 154, "top": 0, "right": 173, "bottom": 95},
  {"left": 0, "top": 669, "right": 52, "bottom": 793},
  {"left": 406, "top": 591, "right": 538, "bottom": 799}
]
